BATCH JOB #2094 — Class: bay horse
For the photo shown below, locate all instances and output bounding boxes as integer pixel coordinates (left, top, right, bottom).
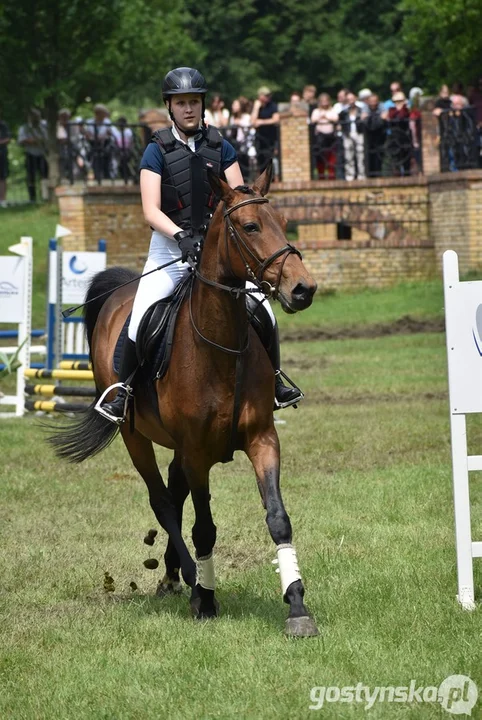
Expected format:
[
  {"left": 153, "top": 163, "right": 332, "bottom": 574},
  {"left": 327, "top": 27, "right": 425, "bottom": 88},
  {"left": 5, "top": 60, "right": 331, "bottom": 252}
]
[{"left": 50, "top": 162, "right": 319, "bottom": 636}]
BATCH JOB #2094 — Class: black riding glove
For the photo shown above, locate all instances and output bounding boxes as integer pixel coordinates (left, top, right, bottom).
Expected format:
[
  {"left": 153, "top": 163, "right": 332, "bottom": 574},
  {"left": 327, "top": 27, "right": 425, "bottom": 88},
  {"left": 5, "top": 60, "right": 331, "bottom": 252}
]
[{"left": 173, "top": 229, "right": 203, "bottom": 264}]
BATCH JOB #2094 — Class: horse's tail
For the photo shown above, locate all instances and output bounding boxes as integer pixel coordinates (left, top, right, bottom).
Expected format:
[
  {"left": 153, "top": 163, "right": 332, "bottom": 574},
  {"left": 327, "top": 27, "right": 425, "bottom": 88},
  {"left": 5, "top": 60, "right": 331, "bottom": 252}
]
[{"left": 48, "top": 267, "right": 137, "bottom": 464}]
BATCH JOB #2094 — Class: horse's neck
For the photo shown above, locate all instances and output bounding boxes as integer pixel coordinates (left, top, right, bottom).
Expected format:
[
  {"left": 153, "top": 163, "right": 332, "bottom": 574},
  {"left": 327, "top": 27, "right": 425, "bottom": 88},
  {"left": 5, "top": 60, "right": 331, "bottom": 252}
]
[{"left": 193, "top": 209, "right": 248, "bottom": 348}]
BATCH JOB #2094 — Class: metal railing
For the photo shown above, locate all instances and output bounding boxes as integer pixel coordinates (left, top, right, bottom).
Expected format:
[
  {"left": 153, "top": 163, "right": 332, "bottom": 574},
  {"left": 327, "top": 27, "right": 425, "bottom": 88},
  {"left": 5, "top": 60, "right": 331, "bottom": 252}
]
[
  {"left": 61, "top": 122, "right": 150, "bottom": 184},
  {"left": 219, "top": 123, "right": 282, "bottom": 183},
  {"left": 309, "top": 116, "right": 423, "bottom": 180},
  {"left": 438, "top": 106, "right": 481, "bottom": 172}
]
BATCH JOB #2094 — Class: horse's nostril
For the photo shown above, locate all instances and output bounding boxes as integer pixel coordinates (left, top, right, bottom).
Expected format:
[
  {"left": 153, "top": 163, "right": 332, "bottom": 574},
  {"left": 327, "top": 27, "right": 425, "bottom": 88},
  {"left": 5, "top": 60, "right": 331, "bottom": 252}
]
[{"left": 292, "top": 282, "right": 314, "bottom": 301}]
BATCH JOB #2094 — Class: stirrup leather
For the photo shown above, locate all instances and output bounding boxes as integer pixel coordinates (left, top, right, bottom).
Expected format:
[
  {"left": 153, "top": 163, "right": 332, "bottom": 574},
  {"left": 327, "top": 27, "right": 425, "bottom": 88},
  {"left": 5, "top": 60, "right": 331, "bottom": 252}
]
[
  {"left": 274, "top": 369, "right": 304, "bottom": 410},
  {"left": 94, "top": 382, "right": 133, "bottom": 425}
]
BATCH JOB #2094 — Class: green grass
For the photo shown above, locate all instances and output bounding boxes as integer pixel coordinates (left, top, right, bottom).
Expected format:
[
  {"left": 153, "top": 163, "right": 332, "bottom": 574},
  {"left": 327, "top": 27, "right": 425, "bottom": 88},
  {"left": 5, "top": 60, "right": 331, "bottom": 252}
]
[{"left": 1, "top": 328, "right": 481, "bottom": 719}]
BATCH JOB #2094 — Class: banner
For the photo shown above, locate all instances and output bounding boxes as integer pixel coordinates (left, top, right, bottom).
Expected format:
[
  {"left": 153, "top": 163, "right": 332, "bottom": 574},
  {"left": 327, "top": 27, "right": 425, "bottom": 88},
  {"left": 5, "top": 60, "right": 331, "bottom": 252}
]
[
  {"left": 61, "top": 251, "right": 106, "bottom": 304},
  {"left": 0, "top": 256, "right": 26, "bottom": 323}
]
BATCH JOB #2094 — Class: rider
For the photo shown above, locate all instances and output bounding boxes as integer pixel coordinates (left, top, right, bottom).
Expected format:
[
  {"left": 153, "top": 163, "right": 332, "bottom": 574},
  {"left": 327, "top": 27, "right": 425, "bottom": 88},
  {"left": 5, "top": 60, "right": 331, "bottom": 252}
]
[{"left": 96, "top": 67, "right": 303, "bottom": 423}]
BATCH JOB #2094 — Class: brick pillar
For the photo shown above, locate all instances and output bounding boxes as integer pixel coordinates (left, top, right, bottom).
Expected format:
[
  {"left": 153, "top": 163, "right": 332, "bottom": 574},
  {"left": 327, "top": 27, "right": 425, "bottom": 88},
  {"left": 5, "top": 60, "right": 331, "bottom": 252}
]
[
  {"left": 56, "top": 184, "right": 146, "bottom": 268},
  {"left": 279, "top": 112, "right": 311, "bottom": 183}
]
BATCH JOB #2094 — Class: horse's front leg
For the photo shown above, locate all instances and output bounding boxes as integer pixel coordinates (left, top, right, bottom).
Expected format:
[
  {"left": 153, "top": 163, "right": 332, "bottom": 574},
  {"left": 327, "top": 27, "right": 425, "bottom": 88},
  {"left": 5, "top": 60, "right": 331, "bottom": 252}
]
[
  {"left": 246, "top": 432, "right": 319, "bottom": 637},
  {"left": 182, "top": 460, "right": 218, "bottom": 620},
  {"left": 157, "top": 453, "right": 189, "bottom": 596}
]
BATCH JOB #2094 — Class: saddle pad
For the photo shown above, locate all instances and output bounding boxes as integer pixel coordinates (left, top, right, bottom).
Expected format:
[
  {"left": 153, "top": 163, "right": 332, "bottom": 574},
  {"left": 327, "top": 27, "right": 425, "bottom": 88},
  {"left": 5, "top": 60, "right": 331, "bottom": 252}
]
[{"left": 113, "top": 274, "right": 193, "bottom": 381}]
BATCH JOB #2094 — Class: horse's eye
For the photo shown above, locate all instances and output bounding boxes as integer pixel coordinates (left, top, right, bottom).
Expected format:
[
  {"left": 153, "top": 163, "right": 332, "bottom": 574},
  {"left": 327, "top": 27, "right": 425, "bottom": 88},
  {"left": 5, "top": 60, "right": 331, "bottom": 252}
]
[{"left": 243, "top": 223, "right": 260, "bottom": 233}]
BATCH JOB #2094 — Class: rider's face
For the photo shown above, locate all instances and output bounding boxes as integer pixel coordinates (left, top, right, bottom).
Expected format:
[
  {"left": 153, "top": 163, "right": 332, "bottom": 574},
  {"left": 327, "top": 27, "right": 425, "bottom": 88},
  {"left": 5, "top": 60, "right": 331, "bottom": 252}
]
[{"left": 170, "top": 94, "right": 202, "bottom": 131}]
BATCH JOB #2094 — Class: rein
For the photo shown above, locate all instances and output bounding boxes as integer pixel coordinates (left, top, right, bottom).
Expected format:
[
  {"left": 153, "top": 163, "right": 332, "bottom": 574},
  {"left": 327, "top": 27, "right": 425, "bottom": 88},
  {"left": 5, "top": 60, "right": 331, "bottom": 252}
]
[{"left": 189, "top": 193, "right": 301, "bottom": 463}]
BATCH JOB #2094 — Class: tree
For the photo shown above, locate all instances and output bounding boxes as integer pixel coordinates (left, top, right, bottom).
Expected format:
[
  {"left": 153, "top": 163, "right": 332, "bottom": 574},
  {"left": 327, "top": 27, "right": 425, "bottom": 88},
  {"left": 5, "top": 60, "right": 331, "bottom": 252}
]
[
  {"left": 0, "top": 0, "right": 199, "bottom": 194},
  {"left": 401, "top": 0, "right": 482, "bottom": 92}
]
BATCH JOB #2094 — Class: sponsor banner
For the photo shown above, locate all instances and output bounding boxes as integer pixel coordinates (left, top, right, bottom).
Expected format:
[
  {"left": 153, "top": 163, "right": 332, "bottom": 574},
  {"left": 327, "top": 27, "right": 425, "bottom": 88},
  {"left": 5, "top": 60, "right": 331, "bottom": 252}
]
[
  {"left": 61, "top": 252, "right": 106, "bottom": 304},
  {"left": 0, "top": 256, "right": 26, "bottom": 323}
]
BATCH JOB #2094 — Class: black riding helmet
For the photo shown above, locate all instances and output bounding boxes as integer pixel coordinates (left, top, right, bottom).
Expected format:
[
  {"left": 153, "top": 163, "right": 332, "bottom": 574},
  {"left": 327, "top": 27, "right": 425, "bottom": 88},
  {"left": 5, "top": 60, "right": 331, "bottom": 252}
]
[{"left": 162, "top": 67, "right": 208, "bottom": 135}]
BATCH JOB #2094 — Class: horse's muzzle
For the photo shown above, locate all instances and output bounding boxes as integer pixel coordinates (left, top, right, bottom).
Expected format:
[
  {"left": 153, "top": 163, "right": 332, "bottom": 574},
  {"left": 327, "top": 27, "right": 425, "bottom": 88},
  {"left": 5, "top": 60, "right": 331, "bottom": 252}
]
[{"left": 289, "top": 280, "right": 317, "bottom": 311}]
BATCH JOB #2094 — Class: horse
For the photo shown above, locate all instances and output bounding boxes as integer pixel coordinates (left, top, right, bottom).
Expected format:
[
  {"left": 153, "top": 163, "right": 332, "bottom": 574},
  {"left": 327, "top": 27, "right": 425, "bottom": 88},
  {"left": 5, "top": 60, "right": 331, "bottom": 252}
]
[{"left": 49, "top": 162, "right": 319, "bottom": 637}]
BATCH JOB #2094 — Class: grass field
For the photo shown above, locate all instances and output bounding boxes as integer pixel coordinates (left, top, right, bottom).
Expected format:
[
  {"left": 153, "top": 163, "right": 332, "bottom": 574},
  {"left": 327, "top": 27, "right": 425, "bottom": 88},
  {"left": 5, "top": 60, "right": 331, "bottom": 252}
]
[{"left": 0, "top": 206, "right": 481, "bottom": 719}]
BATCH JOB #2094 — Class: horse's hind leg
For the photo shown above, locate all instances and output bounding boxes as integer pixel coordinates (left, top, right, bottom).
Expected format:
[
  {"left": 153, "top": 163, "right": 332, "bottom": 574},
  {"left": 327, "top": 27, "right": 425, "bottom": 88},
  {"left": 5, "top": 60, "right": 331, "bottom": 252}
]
[
  {"left": 246, "top": 432, "right": 319, "bottom": 637},
  {"left": 120, "top": 427, "right": 196, "bottom": 589},
  {"left": 157, "top": 453, "right": 190, "bottom": 596}
]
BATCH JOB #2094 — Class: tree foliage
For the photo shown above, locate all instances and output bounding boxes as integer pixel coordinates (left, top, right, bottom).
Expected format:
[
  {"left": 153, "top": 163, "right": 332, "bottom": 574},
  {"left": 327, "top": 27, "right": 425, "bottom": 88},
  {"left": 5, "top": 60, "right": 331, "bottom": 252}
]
[{"left": 401, "top": 0, "right": 482, "bottom": 91}]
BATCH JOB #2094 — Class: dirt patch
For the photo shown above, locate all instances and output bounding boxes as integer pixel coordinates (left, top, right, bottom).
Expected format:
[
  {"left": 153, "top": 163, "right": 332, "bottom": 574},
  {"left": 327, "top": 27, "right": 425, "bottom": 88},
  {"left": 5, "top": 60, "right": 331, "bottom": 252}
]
[
  {"left": 281, "top": 315, "right": 445, "bottom": 343},
  {"left": 302, "top": 390, "right": 447, "bottom": 406}
]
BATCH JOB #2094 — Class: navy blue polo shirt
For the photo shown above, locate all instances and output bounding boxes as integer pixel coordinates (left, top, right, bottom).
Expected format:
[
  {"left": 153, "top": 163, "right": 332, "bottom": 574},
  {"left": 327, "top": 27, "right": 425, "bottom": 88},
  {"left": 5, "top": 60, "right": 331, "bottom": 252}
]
[{"left": 140, "top": 135, "right": 238, "bottom": 175}]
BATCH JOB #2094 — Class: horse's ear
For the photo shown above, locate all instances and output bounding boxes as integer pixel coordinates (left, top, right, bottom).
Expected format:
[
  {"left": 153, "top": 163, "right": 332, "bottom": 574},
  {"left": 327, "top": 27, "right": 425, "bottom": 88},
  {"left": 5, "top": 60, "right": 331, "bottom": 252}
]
[
  {"left": 252, "top": 160, "right": 273, "bottom": 197},
  {"left": 207, "top": 167, "right": 235, "bottom": 203}
]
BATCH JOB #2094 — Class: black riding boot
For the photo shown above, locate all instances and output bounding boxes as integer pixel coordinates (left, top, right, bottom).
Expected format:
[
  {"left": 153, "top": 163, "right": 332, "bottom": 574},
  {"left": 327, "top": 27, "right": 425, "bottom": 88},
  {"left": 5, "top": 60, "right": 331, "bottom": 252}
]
[
  {"left": 268, "top": 322, "right": 304, "bottom": 409},
  {"left": 96, "top": 338, "right": 138, "bottom": 424}
]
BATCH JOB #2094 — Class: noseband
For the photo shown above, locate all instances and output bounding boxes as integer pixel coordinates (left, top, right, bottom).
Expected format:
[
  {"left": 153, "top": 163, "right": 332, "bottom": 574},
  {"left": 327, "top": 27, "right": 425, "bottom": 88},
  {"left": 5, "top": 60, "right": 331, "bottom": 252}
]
[{"left": 222, "top": 197, "right": 302, "bottom": 299}]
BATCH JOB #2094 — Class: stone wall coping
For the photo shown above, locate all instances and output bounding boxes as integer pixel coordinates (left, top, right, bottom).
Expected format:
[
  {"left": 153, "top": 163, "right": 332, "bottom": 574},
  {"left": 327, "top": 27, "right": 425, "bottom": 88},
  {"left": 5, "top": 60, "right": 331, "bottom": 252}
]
[{"left": 56, "top": 183, "right": 141, "bottom": 198}]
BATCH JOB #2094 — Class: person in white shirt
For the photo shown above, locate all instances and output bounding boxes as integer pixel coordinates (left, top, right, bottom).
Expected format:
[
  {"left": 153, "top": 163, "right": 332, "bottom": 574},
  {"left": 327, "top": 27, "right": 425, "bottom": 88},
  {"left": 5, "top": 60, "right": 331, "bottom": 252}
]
[{"left": 204, "top": 94, "right": 230, "bottom": 128}]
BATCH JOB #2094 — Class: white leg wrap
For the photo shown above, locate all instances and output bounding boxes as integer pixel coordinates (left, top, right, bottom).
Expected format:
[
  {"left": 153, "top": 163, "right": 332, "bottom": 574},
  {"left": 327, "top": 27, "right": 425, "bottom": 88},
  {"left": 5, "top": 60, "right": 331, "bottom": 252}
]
[
  {"left": 272, "top": 544, "right": 301, "bottom": 596},
  {"left": 196, "top": 552, "right": 215, "bottom": 591}
]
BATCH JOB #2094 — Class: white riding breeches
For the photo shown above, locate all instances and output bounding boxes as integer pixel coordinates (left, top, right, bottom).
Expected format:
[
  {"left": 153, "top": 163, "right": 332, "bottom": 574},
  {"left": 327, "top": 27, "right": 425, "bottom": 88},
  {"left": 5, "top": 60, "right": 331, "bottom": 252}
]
[{"left": 128, "top": 231, "right": 276, "bottom": 342}]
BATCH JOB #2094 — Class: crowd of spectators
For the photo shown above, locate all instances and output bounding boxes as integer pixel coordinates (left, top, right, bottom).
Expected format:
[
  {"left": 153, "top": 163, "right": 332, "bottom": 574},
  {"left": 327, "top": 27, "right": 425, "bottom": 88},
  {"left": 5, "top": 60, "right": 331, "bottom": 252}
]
[
  {"left": 307, "top": 78, "right": 482, "bottom": 180},
  {"left": 0, "top": 76, "right": 481, "bottom": 205}
]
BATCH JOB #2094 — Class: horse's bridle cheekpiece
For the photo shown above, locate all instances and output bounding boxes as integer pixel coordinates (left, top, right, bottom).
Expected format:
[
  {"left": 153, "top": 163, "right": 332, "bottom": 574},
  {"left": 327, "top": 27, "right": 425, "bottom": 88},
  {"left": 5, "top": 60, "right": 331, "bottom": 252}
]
[{"left": 222, "top": 197, "right": 302, "bottom": 299}]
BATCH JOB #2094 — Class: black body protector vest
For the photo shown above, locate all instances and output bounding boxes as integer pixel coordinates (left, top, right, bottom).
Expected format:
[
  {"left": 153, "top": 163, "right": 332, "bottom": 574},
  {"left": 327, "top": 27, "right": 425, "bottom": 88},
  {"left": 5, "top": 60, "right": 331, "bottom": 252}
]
[{"left": 151, "top": 126, "right": 223, "bottom": 232}]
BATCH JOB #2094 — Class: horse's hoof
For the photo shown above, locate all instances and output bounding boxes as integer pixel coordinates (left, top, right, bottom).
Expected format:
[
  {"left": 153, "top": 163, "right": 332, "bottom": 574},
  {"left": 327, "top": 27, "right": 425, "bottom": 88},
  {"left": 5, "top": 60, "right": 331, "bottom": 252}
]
[
  {"left": 156, "top": 578, "right": 182, "bottom": 597},
  {"left": 285, "top": 615, "right": 319, "bottom": 638},
  {"left": 190, "top": 596, "right": 219, "bottom": 620}
]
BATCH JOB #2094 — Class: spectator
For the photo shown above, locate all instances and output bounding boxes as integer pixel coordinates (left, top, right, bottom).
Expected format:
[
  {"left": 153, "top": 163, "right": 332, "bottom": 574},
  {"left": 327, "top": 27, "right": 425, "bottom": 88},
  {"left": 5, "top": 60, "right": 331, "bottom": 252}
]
[
  {"left": 451, "top": 83, "right": 469, "bottom": 107},
  {"left": 440, "top": 95, "right": 479, "bottom": 171},
  {"left": 204, "top": 94, "right": 229, "bottom": 128},
  {"left": 86, "top": 103, "right": 115, "bottom": 180},
  {"left": 338, "top": 91, "right": 366, "bottom": 180},
  {"left": 384, "top": 81, "right": 403, "bottom": 111},
  {"left": 18, "top": 108, "right": 49, "bottom": 202},
  {"left": 361, "top": 94, "right": 387, "bottom": 177},
  {"left": 0, "top": 107, "right": 11, "bottom": 207},
  {"left": 302, "top": 85, "right": 318, "bottom": 115},
  {"left": 408, "top": 89, "right": 423, "bottom": 173},
  {"left": 333, "top": 88, "right": 348, "bottom": 114},
  {"left": 227, "top": 97, "right": 255, "bottom": 180},
  {"left": 251, "top": 85, "right": 280, "bottom": 175},
  {"left": 433, "top": 84, "right": 452, "bottom": 117},
  {"left": 387, "top": 91, "right": 411, "bottom": 175},
  {"left": 358, "top": 88, "right": 372, "bottom": 113},
  {"left": 310, "top": 93, "right": 338, "bottom": 179},
  {"left": 113, "top": 116, "right": 134, "bottom": 180},
  {"left": 57, "top": 108, "right": 72, "bottom": 180}
]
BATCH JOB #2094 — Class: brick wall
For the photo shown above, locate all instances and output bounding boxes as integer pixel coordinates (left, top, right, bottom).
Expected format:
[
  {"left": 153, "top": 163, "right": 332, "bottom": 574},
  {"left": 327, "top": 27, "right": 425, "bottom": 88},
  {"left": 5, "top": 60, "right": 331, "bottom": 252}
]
[{"left": 56, "top": 123, "right": 482, "bottom": 286}]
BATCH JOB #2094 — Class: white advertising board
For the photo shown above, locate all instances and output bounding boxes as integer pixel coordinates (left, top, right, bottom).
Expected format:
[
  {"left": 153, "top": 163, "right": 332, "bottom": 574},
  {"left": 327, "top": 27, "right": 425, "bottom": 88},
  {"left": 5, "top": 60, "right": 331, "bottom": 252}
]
[
  {"left": 0, "top": 256, "right": 26, "bottom": 323},
  {"left": 61, "top": 251, "right": 106, "bottom": 305}
]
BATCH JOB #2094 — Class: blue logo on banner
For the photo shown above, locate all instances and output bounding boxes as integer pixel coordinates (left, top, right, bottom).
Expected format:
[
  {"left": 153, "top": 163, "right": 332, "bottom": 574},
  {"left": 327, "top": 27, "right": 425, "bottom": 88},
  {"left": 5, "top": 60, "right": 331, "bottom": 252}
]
[
  {"left": 473, "top": 304, "right": 482, "bottom": 356},
  {"left": 69, "top": 255, "right": 87, "bottom": 275}
]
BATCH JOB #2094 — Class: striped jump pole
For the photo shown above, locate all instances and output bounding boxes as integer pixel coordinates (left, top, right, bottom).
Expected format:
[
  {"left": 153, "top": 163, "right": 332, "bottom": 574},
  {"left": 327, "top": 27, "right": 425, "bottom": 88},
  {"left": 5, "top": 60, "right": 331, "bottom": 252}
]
[
  {"left": 25, "top": 384, "right": 96, "bottom": 398},
  {"left": 24, "top": 368, "right": 94, "bottom": 381},
  {"left": 25, "top": 400, "right": 89, "bottom": 413}
]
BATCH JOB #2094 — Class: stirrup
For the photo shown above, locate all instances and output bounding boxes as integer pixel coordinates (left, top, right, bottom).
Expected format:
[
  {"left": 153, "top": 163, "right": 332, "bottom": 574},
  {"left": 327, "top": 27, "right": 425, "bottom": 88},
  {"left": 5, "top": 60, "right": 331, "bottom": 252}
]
[
  {"left": 94, "top": 382, "right": 133, "bottom": 425},
  {"left": 274, "top": 370, "right": 304, "bottom": 410}
]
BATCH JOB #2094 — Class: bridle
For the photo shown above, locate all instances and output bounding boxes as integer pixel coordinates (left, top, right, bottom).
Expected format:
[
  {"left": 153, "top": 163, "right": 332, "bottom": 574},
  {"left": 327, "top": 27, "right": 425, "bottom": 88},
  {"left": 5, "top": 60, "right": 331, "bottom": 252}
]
[{"left": 189, "top": 194, "right": 302, "bottom": 355}]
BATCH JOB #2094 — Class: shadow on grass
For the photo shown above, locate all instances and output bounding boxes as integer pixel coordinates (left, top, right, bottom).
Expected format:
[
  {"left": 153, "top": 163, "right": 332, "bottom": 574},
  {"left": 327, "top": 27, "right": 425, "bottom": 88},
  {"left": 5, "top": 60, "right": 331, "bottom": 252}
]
[{"left": 106, "top": 584, "right": 313, "bottom": 632}]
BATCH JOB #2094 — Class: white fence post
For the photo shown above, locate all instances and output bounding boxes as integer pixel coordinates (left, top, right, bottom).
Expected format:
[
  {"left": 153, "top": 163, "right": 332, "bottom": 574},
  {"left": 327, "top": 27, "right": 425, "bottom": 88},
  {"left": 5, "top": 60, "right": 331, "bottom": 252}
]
[{"left": 443, "top": 249, "right": 482, "bottom": 610}]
